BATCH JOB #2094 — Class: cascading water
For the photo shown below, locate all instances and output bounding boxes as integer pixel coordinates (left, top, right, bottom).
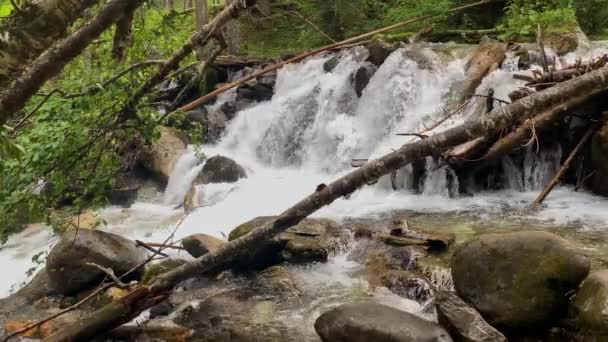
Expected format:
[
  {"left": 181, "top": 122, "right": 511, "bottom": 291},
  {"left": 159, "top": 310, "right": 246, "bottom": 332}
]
[{"left": 4, "top": 41, "right": 608, "bottom": 339}]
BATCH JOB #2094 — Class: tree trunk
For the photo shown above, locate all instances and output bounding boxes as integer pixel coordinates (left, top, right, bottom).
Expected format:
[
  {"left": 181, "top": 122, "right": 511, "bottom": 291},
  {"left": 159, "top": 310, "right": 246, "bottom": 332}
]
[
  {"left": 194, "top": 0, "right": 209, "bottom": 60},
  {"left": 0, "top": 0, "right": 100, "bottom": 88},
  {"left": 0, "top": 0, "right": 146, "bottom": 125},
  {"left": 44, "top": 65, "right": 608, "bottom": 342},
  {"left": 111, "top": 10, "right": 136, "bottom": 61}
]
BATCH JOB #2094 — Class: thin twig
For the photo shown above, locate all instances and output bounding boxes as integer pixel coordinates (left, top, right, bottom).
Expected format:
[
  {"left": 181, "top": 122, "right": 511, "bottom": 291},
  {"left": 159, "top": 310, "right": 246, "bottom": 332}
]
[
  {"left": 9, "top": 0, "right": 24, "bottom": 14},
  {"left": 86, "top": 263, "right": 128, "bottom": 289},
  {"left": 471, "top": 93, "right": 510, "bottom": 105},
  {"left": 135, "top": 240, "right": 170, "bottom": 257}
]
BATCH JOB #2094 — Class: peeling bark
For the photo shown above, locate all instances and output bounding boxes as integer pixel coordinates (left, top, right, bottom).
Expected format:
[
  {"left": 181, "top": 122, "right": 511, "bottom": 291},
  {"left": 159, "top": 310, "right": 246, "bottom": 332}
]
[
  {"left": 0, "top": 0, "right": 99, "bottom": 88},
  {"left": 44, "top": 65, "right": 608, "bottom": 342}
]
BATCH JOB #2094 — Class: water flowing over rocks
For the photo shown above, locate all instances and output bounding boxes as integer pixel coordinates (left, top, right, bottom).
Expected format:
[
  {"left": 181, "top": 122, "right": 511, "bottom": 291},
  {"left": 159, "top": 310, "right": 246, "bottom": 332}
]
[
  {"left": 314, "top": 302, "right": 453, "bottom": 342},
  {"left": 45, "top": 229, "right": 148, "bottom": 295},
  {"left": 435, "top": 291, "right": 507, "bottom": 342},
  {"left": 451, "top": 231, "right": 590, "bottom": 330}
]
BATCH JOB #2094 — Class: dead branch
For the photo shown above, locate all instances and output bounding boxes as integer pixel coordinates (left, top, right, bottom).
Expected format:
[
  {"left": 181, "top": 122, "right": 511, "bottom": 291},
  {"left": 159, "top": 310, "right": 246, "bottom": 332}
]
[
  {"left": 86, "top": 263, "right": 129, "bottom": 289},
  {"left": 537, "top": 24, "right": 549, "bottom": 73},
  {"left": 135, "top": 240, "right": 170, "bottom": 257},
  {"left": 169, "top": 0, "right": 501, "bottom": 117},
  {"left": 532, "top": 124, "right": 599, "bottom": 208},
  {"left": 43, "top": 64, "right": 608, "bottom": 342}
]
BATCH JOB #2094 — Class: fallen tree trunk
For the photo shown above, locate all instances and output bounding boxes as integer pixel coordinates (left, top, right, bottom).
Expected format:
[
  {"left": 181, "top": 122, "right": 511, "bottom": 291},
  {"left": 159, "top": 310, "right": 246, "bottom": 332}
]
[
  {"left": 170, "top": 0, "right": 500, "bottom": 116},
  {"left": 457, "top": 38, "right": 505, "bottom": 104},
  {"left": 44, "top": 65, "right": 608, "bottom": 342},
  {"left": 0, "top": 0, "right": 146, "bottom": 126},
  {"left": 0, "top": 0, "right": 100, "bottom": 88}
]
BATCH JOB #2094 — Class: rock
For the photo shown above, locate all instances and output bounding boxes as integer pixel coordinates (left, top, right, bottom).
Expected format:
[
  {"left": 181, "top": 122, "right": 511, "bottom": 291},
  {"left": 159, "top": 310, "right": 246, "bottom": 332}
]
[
  {"left": 142, "top": 259, "right": 188, "bottom": 285},
  {"left": 181, "top": 234, "right": 226, "bottom": 258},
  {"left": 314, "top": 303, "right": 453, "bottom": 342},
  {"left": 366, "top": 39, "right": 397, "bottom": 66},
  {"left": 435, "top": 291, "right": 507, "bottom": 342},
  {"left": 544, "top": 32, "right": 578, "bottom": 56},
  {"left": 62, "top": 210, "right": 102, "bottom": 230},
  {"left": 174, "top": 289, "right": 301, "bottom": 341},
  {"left": 253, "top": 266, "right": 301, "bottom": 298},
  {"left": 141, "top": 126, "right": 190, "bottom": 181},
  {"left": 2, "top": 309, "right": 82, "bottom": 339},
  {"left": 379, "top": 270, "right": 433, "bottom": 303},
  {"left": 236, "top": 83, "right": 273, "bottom": 102},
  {"left": 323, "top": 56, "right": 339, "bottom": 72},
  {"left": 194, "top": 155, "right": 247, "bottom": 185},
  {"left": 351, "top": 63, "right": 376, "bottom": 97},
  {"left": 451, "top": 231, "right": 590, "bottom": 329},
  {"left": 227, "top": 216, "right": 348, "bottom": 269},
  {"left": 590, "top": 120, "right": 608, "bottom": 196},
  {"left": 46, "top": 229, "right": 148, "bottom": 295},
  {"left": 573, "top": 270, "right": 608, "bottom": 332}
]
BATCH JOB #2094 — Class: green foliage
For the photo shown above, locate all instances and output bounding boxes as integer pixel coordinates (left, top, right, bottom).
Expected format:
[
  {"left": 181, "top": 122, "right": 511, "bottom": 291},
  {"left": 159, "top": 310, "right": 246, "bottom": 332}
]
[
  {"left": 573, "top": 0, "right": 608, "bottom": 36},
  {"left": 0, "top": 0, "right": 13, "bottom": 17},
  {"left": 498, "top": 0, "right": 578, "bottom": 40},
  {"left": 0, "top": 4, "right": 198, "bottom": 242}
]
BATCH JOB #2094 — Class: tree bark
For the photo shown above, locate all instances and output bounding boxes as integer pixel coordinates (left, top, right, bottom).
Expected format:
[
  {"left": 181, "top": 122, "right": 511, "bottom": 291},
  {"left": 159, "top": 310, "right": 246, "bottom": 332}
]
[
  {"left": 111, "top": 9, "right": 136, "bottom": 61},
  {"left": 194, "top": 0, "right": 209, "bottom": 59},
  {"left": 44, "top": 65, "right": 608, "bottom": 342},
  {"left": 0, "top": 0, "right": 100, "bottom": 88},
  {"left": 0, "top": 0, "right": 146, "bottom": 125}
]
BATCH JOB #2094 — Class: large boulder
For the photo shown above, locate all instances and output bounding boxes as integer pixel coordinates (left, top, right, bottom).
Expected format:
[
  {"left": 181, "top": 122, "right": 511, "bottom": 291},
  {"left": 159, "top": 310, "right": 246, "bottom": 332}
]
[
  {"left": 194, "top": 155, "right": 247, "bottom": 185},
  {"left": 181, "top": 234, "right": 226, "bottom": 258},
  {"left": 451, "top": 231, "right": 589, "bottom": 329},
  {"left": 141, "top": 126, "right": 190, "bottom": 181},
  {"left": 46, "top": 229, "right": 148, "bottom": 295},
  {"left": 227, "top": 216, "right": 348, "bottom": 269},
  {"left": 435, "top": 291, "right": 507, "bottom": 342},
  {"left": 314, "top": 302, "right": 453, "bottom": 342},
  {"left": 366, "top": 39, "right": 397, "bottom": 67},
  {"left": 573, "top": 270, "right": 608, "bottom": 332}
]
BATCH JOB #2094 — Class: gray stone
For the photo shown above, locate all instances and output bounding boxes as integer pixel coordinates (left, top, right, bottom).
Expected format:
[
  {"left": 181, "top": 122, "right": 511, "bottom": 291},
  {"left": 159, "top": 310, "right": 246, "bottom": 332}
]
[
  {"left": 573, "top": 270, "right": 608, "bottom": 332},
  {"left": 451, "top": 231, "right": 589, "bottom": 329},
  {"left": 46, "top": 229, "right": 148, "bottom": 295},
  {"left": 181, "top": 234, "right": 226, "bottom": 258},
  {"left": 195, "top": 155, "right": 247, "bottom": 184},
  {"left": 351, "top": 63, "right": 376, "bottom": 97},
  {"left": 366, "top": 40, "right": 397, "bottom": 66},
  {"left": 314, "top": 302, "right": 453, "bottom": 342},
  {"left": 435, "top": 291, "right": 507, "bottom": 342}
]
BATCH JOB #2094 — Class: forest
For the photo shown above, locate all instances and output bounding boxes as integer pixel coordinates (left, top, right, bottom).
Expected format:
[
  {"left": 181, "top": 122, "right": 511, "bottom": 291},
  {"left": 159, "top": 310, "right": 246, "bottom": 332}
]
[{"left": 2, "top": 0, "right": 608, "bottom": 341}]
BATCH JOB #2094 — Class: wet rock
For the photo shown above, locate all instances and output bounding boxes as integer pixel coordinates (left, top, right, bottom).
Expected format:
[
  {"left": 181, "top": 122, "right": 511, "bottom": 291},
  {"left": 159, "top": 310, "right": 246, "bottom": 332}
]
[
  {"left": 182, "top": 234, "right": 226, "bottom": 258},
  {"left": 590, "top": 121, "right": 608, "bottom": 196},
  {"left": 227, "top": 216, "right": 348, "bottom": 269},
  {"left": 451, "top": 231, "right": 589, "bottom": 329},
  {"left": 435, "top": 291, "right": 507, "bottom": 342},
  {"left": 142, "top": 259, "right": 188, "bottom": 285},
  {"left": 366, "top": 39, "right": 397, "bottom": 66},
  {"left": 194, "top": 155, "right": 247, "bottom": 185},
  {"left": 3, "top": 310, "right": 81, "bottom": 339},
  {"left": 351, "top": 63, "right": 376, "bottom": 97},
  {"left": 252, "top": 266, "right": 301, "bottom": 298},
  {"left": 404, "top": 49, "right": 436, "bottom": 70},
  {"left": 174, "top": 289, "right": 302, "bottom": 341},
  {"left": 46, "top": 229, "right": 148, "bottom": 295},
  {"left": 573, "top": 270, "right": 608, "bottom": 332},
  {"left": 141, "top": 126, "right": 190, "bottom": 181},
  {"left": 348, "top": 239, "right": 418, "bottom": 271},
  {"left": 61, "top": 210, "right": 102, "bottom": 230},
  {"left": 544, "top": 32, "right": 578, "bottom": 56},
  {"left": 236, "top": 83, "right": 273, "bottom": 102},
  {"left": 379, "top": 270, "right": 433, "bottom": 303},
  {"left": 323, "top": 56, "right": 339, "bottom": 72},
  {"left": 314, "top": 302, "right": 453, "bottom": 342}
]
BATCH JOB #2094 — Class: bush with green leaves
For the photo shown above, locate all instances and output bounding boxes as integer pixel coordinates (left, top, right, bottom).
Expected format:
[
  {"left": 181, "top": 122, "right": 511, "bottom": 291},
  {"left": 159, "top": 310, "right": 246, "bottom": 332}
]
[{"left": 498, "top": 0, "right": 578, "bottom": 40}]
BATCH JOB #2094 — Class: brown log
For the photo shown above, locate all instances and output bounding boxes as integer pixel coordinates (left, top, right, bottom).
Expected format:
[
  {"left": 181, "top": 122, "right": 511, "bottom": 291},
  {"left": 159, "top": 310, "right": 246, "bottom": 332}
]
[
  {"left": 457, "top": 38, "right": 505, "bottom": 103},
  {"left": 44, "top": 65, "right": 608, "bottom": 342},
  {"left": 537, "top": 24, "right": 549, "bottom": 73},
  {"left": 0, "top": 0, "right": 146, "bottom": 125},
  {"left": 169, "top": 0, "right": 501, "bottom": 117},
  {"left": 532, "top": 124, "right": 599, "bottom": 208},
  {"left": 214, "top": 55, "right": 271, "bottom": 67}
]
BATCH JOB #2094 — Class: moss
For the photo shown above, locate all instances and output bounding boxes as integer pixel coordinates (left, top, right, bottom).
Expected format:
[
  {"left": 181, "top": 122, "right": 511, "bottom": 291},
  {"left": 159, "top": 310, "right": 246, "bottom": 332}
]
[
  {"left": 142, "top": 259, "right": 187, "bottom": 285},
  {"left": 228, "top": 222, "right": 255, "bottom": 241}
]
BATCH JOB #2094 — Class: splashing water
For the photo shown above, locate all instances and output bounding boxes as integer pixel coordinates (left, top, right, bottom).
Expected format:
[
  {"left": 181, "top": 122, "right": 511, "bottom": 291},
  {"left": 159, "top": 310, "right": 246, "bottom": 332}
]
[{"left": 3, "top": 43, "right": 608, "bottom": 332}]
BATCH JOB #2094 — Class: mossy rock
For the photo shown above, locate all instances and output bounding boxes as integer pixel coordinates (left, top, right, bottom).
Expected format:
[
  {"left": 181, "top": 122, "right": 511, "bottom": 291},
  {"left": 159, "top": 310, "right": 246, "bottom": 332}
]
[
  {"left": 573, "top": 270, "right": 608, "bottom": 333},
  {"left": 451, "top": 231, "right": 589, "bottom": 330},
  {"left": 590, "top": 121, "right": 608, "bottom": 196},
  {"left": 228, "top": 216, "right": 274, "bottom": 241},
  {"left": 142, "top": 259, "right": 188, "bottom": 285}
]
